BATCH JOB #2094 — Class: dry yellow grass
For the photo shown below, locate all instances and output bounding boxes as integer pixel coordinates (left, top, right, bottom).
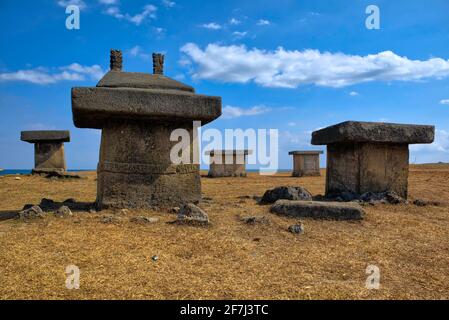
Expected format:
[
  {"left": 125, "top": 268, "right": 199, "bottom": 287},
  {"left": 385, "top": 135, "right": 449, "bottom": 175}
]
[{"left": 0, "top": 164, "right": 448, "bottom": 300}]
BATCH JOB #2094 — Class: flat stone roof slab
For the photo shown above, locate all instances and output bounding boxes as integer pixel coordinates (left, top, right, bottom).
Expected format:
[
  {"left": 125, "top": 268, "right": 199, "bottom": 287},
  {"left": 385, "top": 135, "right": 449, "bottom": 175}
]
[
  {"left": 311, "top": 121, "right": 434, "bottom": 145},
  {"left": 97, "top": 71, "right": 195, "bottom": 93},
  {"left": 289, "top": 150, "right": 324, "bottom": 155},
  {"left": 72, "top": 87, "right": 222, "bottom": 128},
  {"left": 21, "top": 131, "right": 70, "bottom": 143},
  {"left": 205, "top": 150, "right": 253, "bottom": 156}
]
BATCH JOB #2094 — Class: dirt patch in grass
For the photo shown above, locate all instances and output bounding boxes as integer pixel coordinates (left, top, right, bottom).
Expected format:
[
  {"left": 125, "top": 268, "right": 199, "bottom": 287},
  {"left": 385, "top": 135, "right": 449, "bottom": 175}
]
[{"left": 0, "top": 165, "right": 448, "bottom": 299}]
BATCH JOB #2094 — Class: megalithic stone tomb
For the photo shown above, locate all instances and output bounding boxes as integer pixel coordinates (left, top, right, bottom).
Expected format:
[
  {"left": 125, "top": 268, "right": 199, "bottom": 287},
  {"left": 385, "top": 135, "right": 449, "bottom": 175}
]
[
  {"left": 20, "top": 130, "right": 70, "bottom": 174},
  {"left": 71, "top": 50, "right": 222, "bottom": 209},
  {"left": 311, "top": 121, "right": 434, "bottom": 199}
]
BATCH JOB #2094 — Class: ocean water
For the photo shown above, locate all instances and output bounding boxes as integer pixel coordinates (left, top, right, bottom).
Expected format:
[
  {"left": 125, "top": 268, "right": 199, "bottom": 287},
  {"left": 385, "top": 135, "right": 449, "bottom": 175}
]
[
  {"left": 0, "top": 169, "right": 293, "bottom": 176},
  {"left": 0, "top": 169, "right": 93, "bottom": 176}
]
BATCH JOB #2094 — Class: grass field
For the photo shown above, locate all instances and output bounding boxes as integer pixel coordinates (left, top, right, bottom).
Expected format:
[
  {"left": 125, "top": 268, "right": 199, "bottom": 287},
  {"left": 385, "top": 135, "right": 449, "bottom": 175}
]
[{"left": 0, "top": 164, "right": 448, "bottom": 300}]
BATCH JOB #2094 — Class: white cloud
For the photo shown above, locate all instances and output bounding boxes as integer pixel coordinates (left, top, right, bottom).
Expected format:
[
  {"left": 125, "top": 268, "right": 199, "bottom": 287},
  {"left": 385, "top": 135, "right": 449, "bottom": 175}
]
[
  {"left": 229, "top": 18, "right": 241, "bottom": 25},
  {"left": 128, "top": 45, "right": 151, "bottom": 60},
  {"left": 180, "top": 43, "right": 449, "bottom": 88},
  {"left": 349, "top": 91, "right": 359, "bottom": 96},
  {"left": 440, "top": 99, "right": 449, "bottom": 105},
  {"left": 104, "top": 4, "right": 157, "bottom": 25},
  {"left": 287, "top": 122, "right": 297, "bottom": 127},
  {"left": 411, "top": 129, "right": 449, "bottom": 153},
  {"left": 57, "top": 0, "right": 86, "bottom": 9},
  {"left": 232, "top": 31, "right": 247, "bottom": 39},
  {"left": 257, "top": 19, "right": 270, "bottom": 26},
  {"left": 0, "top": 64, "right": 105, "bottom": 85},
  {"left": 222, "top": 105, "right": 271, "bottom": 119},
  {"left": 98, "top": 0, "right": 118, "bottom": 4},
  {"left": 162, "top": 0, "right": 175, "bottom": 8},
  {"left": 201, "top": 22, "right": 222, "bottom": 30}
]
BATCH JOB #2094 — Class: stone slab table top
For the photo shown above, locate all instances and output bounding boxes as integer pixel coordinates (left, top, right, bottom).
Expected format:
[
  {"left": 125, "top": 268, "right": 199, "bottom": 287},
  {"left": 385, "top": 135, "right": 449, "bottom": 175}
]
[
  {"left": 288, "top": 150, "right": 323, "bottom": 155},
  {"left": 270, "top": 200, "right": 365, "bottom": 220},
  {"left": 20, "top": 131, "right": 70, "bottom": 143},
  {"left": 311, "top": 121, "right": 435, "bottom": 145}
]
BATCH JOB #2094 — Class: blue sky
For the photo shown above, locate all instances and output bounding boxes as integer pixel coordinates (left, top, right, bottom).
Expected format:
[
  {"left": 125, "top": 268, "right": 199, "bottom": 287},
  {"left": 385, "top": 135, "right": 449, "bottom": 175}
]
[{"left": 0, "top": 0, "right": 448, "bottom": 170}]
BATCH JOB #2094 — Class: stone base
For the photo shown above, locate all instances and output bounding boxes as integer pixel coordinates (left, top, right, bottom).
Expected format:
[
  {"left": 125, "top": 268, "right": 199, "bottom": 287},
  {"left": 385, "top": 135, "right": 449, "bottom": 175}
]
[
  {"left": 208, "top": 163, "right": 247, "bottom": 178},
  {"left": 34, "top": 142, "right": 67, "bottom": 172},
  {"left": 326, "top": 142, "right": 409, "bottom": 199},
  {"left": 292, "top": 156, "right": 320, "bottom": 177},
  {"left": 95, "top": 121, "right": 202, "bottom": 209}
]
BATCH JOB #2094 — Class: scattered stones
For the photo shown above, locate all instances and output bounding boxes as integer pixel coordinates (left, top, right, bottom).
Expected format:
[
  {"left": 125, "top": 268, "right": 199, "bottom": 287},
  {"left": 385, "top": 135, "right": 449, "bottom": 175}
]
[
  {"left": 175, "top": 203, "right": 209, "bottom": 225},
  {"left": 260, "top": 186, "right": 313, "bottom": 204},
  {"left": 288, "top": 222, "right": 305, "bottom": 234},
  {"left": 14, "top": 177, "right": 21, "bottom": 180},
  {"left": 17, "top": 205, "right": 46, "bottom": 220},
  {"left": 54, "top": 206, "right": 73, "bottom": 218},
  {"left": 151, "top": 255, "right": 159, "bottom": 262},
  {"left": 412, "top": 199, "right": 441, "bottom": 207},
  {"left": 359, "top": 191, "right": 406, "bottom": 204},
  {"left": 130, "top": 216, "right": 159, "bottom": 224},
  {"left": 100, "top": 215, "right": 120, "bottom": 224},
  {"left": 271, "top": 200, "right": 365, "bottom": 220},
  {"left": 89, "top": 208, "right": 97, "bottom": 214},
  {"left": 241, "top": 216, "right": 269, "bottom": 225},
  {"left": 171, "top": 207, "right": 180, "bottom": 214}
]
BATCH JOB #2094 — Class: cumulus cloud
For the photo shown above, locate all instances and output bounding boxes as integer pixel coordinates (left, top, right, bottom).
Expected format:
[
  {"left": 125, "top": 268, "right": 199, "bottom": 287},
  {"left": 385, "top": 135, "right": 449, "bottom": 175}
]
[
  {"left": 257, "top": 19, "right": 270, "bottom": 26},
  {"left": 222, "top": 105, "right": 271, "bottom": 119},
  {"left": 162, "top": 0, "right": 175, "bottom": 8},
  {"left": 410, "top": 129, "right": 449, "bottom": 153},
  {"left": 349, "top": 91, "right": 359, "bottom": 96},
  {"left": 201, "top": 22, "right": 222, "bottom": 30},
  {"left": 57, "top": 0, "right": 86, "bottom": 9},
  {"left": 440, "top": 99, "right": 449, "bottom": 105},
  {"left": 229, "top": 18, "right": 241, "bottom": 25},
  {"left": 180, "top": 43, "right": 449, "bottom": 88},
  {"left": 0, "top": 64, "right": 104, "bottom": 85},
  {"left": 98, "top": 0, "right": 118, "bottom": 4},
  {"left": 128, "top": 45, "right": 151, "bottom": 60},
  {"left": 232, "top": 31, "right": 247, "bottom": 39},
  {"left": 104, "top": 4, "right": 157, "bottom": 25}
]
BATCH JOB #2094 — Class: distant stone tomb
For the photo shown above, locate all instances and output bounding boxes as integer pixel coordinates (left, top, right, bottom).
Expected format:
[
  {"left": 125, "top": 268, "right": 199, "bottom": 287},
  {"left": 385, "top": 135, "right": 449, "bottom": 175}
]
[
  {"left": 21, "top": 130, "right": 70, "bottom": 174},
  {"left": 205, "top": 150, "right": 252, "bottom": 177},
  {"left": 311, "top": 121, "right": 434, "bottom": 199},
  {"left": 71, "top": 50, "right": 221, "bottom": 209},
  {"left": 288, "top": 150, "right": 323, "bottom": 177}
]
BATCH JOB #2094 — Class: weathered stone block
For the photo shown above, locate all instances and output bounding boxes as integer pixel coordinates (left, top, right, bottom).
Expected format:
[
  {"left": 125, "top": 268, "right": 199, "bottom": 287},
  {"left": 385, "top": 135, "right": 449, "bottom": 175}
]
[
  {"left": 270, "top": 200, "right": 365, "bottom": 220},
  {"left": 288, "top": 150, "right": 323, "bottom": 177},
  {"left": 205, "top": 150, "right": 252, "bottom": 177},
  {"left": 312, "top": 121, "right": 435, "bottom": 199}
]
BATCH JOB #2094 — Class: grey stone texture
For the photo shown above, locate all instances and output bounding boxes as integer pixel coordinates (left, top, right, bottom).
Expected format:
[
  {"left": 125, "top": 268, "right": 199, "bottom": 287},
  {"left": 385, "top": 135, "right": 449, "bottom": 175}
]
[
  {"left": 21, "top": 130, "right": 70, "bottom": 173},
  {"left": 270, "top": 200, "right": 365, "bottom": 220},
  {"left": 312, "top": 121, "right": 435, "bottom": 199},
  {"left": 288, "top": 150, "right": 323, "bottom": 177},
  {"left": 205, "top": 150, "right": 252, "bottom": 177},
  {"left": 71, "top": 50, "right": 221, "bottom": 209},
  {"left": 260, "top": 186, "right": 313, "bottom": 204}
]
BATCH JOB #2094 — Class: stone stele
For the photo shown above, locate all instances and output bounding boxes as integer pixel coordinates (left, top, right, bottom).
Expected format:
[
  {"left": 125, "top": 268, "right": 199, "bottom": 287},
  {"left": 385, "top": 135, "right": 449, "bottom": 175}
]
[
  {"left": 205, "top": 150, "right": 252, "bottom": 177},
  {"left": 311, "top": 121, "right": 435, "bottom": 199},
  {"left": 71, "top": 50, "right": 222, "bottom": 209},
  {"left": 20, "top": 130, "right": 70, "bottom": 174},
  {"left": 288, "top": 150, "right": 323, "bottom": 177}
]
